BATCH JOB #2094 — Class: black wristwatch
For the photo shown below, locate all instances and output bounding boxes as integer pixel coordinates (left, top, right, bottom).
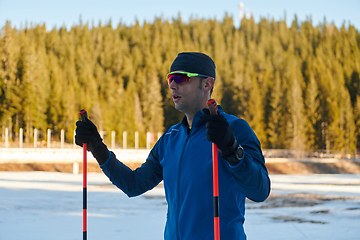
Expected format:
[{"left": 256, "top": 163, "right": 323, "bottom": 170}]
[{"left": 226, "top": 144, "right": 244, "bottom": 166}]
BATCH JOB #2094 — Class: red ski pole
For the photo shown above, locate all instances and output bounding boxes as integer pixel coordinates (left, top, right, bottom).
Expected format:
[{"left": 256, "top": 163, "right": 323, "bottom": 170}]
[
  {"left": 207, "top": 99, "right": 220, "bottom": 240},
  {"left": 79, "top": 109, "right": 88, "bottom": 240}
]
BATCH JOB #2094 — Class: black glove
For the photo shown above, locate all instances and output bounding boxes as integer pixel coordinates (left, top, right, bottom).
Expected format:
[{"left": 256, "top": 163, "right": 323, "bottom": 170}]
[
  {"left": 75, "top": 119, "right": 109, "bottom": 165},
  {"left": 200, "top": 109, "right": 239, "bottom": 160}
]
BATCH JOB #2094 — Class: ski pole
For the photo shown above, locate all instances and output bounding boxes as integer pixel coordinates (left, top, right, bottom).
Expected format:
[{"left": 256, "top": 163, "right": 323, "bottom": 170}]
[
  {"left": 207, "top": 99, "right": 220, "bottom": 240},
  {"left": 79, "top": 109, "right": 88, "bottom": 240}
]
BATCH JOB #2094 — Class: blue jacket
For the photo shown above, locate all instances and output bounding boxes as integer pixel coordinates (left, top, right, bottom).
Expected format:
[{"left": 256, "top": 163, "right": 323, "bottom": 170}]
[{"left": 100, "top": 106, "right": 270, "bottom": 240}]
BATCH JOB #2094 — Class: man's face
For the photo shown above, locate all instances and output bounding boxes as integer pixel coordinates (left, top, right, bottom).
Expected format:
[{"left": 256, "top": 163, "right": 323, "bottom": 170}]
[{"left": 169, "top": 76, "right": 205, "bottom": 115}]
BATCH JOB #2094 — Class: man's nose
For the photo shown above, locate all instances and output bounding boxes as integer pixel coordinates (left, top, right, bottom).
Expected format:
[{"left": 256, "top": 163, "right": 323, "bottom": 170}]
[{"left": 169, "top": 80, "right": 178, "bottom": 90}]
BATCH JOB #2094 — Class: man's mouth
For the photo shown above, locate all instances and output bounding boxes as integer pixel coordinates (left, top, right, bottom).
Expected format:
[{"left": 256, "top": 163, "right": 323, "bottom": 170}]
[{"left": 172, "top": 94, "right": 181, "bottom": 102}]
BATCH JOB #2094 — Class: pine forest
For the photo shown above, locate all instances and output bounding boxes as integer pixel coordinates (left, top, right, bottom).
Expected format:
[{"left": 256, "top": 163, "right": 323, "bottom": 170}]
[{"left": 1, "top": 15, "right": 360, "bottom": 154}]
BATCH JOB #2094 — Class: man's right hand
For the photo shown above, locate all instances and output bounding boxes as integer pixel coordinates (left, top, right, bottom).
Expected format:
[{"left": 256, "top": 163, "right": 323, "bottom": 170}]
[
  {"left": 75, "top": 118, "right": 110, "bottom": 165},
  {"left": 75, "top": 118, "right": 103, "bottom": 152}
]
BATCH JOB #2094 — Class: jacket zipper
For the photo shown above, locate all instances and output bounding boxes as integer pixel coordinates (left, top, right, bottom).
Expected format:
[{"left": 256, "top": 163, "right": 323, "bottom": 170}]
[{"left": 176, "top": 131, "right": 190, "bottom": 240}]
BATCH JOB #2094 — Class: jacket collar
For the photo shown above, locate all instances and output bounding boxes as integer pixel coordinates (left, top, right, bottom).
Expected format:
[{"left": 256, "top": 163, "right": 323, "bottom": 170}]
[{"left": 181, "top": 105, "right": 224, "bottom": 128}]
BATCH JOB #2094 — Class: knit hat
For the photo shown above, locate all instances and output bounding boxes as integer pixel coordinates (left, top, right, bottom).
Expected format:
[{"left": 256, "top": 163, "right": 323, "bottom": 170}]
[{"left": 170, "top": 52, "right": 216, "bottom": 79}]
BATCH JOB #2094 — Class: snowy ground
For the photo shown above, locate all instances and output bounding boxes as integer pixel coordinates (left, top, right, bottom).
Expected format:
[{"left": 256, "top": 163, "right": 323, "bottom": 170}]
[{"left": 0, "top": 172, "right": 359, "bottom": 240}]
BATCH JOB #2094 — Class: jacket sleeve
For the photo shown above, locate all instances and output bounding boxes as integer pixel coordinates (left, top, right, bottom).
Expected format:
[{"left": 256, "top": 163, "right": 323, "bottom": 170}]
[
  {"left": 227, "top": 118, "right": 271, "bottom": 202},
  {"left": 100, "top": 139, "right": 163, "bottom": 198}
]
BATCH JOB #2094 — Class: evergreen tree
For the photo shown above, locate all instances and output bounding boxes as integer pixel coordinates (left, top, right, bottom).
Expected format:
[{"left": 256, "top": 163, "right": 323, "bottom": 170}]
[
  {"left": 141, "top": 68, "right": 164, "bottom": 133},
  {"left": 267, "top": 72, "right": 282, "bottom": 148},
  {"left": 304, "top": 75, "right": 321, "bottom": 149},
  {"left": 0, "top": 21, "right": 21, "bottom": 140},
  {"left": 289, "top": 77, "right": 307, "bottom": 153},
  {"left": 0, "top": 16, "right": 359, "bottom": 153},
  {"left": 355, "top": 98, "right": 360, "bottom": 150}
]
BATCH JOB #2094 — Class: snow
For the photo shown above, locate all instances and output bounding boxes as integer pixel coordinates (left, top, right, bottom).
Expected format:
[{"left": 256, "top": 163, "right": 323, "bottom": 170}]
[
  {"left": 245, "top": 174, "right": 360, "bottom": 240},
  {"left": 0, "top": 172, "right": 359, "bottom": 240}
]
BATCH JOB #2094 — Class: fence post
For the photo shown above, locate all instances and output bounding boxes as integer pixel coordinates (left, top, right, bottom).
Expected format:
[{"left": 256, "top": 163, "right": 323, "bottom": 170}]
[
  {"left": 47, "top": 129, "right": 51, "bottom": 148},
  {"left": 111, "top": 131, "right": 115, "bottom": 149},
  {"left": 146, "top": 132, "right": 150, "bottom": 149},
  {"left": 135, "top": 131, "right": 139, "bottom": 149},
  {"left": 61, "top": 129, "right": 65, "bottom": 148},
  {"left": 73, "top": 130, "right": 76, "bottom": 148},
  {"left": 20, "top": 128, "right": 23, "bottom": 148},
  {"left": 34, "top": 129, "right": 38, "bottom": 149},
  {"left": 123, "top": 131, "right": 127, "bottom": 149},
  {"left": 5, "top": 128, "right": 9, "bottom": 148},
  {"left": 73, "top": 162, "right": 79, "bottom": 174}
]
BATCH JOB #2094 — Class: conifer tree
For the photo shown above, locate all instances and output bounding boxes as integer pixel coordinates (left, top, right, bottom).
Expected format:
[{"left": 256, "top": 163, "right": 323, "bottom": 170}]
[
  {"left": 355, "top": 98, "right": 360, "bottom": 150},
  {"left": 0, "top": 21, "right": 21, "bottom": 139},
  {"left": 267, "top": 72, "right": 282, "bottom": 148},
  {"left": 141, "top": 68, "right": 164, "bottom": 133},
  {"left": 122, "top": 78, "right": 138, "bottom": 147},
  {"left": 289, "top": 77, "right": 307, "bottom": 153},
  {"left": 0, "top": 16, "right": 359, "bottom": 153},
  {"left": 304, "top": 75, "right": 321, "bottom": 149},
  {"left": 46, "top": 52, "right": 64, "bottom": 134}
]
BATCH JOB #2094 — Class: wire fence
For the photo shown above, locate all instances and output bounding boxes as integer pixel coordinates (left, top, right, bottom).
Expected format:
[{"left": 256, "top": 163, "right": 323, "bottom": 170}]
[
  {"left": 1, "top": 127, "right": 161, "bottom": 150},
  {"left": 1, "top": 127, "right": 359, "bottom": 159}
]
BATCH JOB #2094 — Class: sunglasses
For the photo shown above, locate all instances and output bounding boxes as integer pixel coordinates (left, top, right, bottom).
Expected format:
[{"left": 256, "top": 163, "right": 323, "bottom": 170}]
[{"left": 166, "top": 71, "right": 211, "bottom": 85}]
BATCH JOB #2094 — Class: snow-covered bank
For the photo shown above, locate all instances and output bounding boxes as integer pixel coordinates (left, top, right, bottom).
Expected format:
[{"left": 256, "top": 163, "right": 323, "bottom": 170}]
[{"left": 0, "top": 172, "right": 359, "bottom": 239}]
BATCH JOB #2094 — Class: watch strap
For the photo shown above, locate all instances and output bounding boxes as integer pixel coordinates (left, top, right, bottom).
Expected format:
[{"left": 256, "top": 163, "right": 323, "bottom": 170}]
[{"left": 225, "top": 144, "right": 244, "bottom": 166}]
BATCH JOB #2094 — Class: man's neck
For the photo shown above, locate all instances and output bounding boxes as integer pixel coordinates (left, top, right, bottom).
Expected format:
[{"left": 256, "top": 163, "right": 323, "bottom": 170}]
[
  {"left": 185, "top": 113, "right": 195, "bottom": 127},
  {"left": 185, "top": 107, "right": 205, "bottom": 127},
  {"left": 184, "top": 98, "right": 211, "bottom": 127}
]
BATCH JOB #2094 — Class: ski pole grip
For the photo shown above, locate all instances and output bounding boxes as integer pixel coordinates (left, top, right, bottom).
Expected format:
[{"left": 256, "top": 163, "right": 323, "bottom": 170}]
[
  {"left": 207, "top": 99, "right": 218, "bottom": 115},
  {"left": 79, "top": 109, "right": 88, "bottom": 122}
]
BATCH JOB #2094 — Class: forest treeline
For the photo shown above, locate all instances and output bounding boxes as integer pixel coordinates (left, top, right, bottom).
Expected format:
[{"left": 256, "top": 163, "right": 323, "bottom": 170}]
[{"left": 0, "top": 15, "right": 360, "bottom": 152}]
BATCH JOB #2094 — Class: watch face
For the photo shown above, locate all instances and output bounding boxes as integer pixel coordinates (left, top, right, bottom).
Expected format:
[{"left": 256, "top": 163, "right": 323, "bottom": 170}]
[{"left": 237, "top": 146, "right": 244, "bottom": 159}]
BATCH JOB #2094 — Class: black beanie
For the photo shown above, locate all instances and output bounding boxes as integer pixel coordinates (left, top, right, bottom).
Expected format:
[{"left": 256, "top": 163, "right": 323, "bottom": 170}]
[{"left": 170, "top": 52, "right": 216, "bottom": 80}]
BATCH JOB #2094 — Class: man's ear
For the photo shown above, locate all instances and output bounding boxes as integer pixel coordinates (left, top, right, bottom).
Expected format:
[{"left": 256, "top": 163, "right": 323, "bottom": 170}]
[{"left": 203, "top": 77, "right": 215, "bottom": 92}]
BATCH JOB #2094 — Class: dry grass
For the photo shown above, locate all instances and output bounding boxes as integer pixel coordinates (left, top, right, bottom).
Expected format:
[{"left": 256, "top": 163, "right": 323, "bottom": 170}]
[{"left": 1, "top": 160, "right": 360, "bottom": 174}]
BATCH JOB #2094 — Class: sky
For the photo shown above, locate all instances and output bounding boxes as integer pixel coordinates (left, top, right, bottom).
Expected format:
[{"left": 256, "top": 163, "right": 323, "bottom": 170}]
[{"left": 0, "top": 0, "right": 359, "bottom": 31}]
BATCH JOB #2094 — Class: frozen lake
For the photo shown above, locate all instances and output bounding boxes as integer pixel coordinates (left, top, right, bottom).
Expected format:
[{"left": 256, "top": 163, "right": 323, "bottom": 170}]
[{"left": 0, "top": 172, "right": 359, "bottom": 240}]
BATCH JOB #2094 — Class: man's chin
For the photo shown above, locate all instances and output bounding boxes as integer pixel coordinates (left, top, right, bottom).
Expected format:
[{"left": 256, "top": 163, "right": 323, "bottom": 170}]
[{"left": 174, "top": 103, "right": 185, "bottom": 113}]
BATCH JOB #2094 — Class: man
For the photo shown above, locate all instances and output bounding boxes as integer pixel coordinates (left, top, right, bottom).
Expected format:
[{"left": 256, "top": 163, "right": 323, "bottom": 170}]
[{"left": 75, "top": 52, "right": 270, "bottom": 239}]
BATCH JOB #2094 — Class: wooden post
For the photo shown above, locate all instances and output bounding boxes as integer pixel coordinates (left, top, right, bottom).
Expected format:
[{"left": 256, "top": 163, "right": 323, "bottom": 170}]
[
  {"left": 111, "top": 131, "right": 115, "bottom": 149},
  {"left": 47, "top": 129, "right": 51, "bottom": 148},
  {"left": 34, "top": 128, "right": 38, "bottom": 149},
  {"left": 73, "top": 162, "right": 79, "bottom": 174},
  {"left": 19, "top": 128, "right": 23, "bottom": 148},
  {"left": 74, "top": 130, "right": 76, "bottom": 148},
  {"left": 61, "top": 129, "right": 65, "bottom": 148},
  {"left": 123, "top": 131, "right": 127, "bottom": 149},
  {"left": 135, "top": 131, "right": 139, "bottom": 149},
  {"left": 5, "top": 128, "right": 9, "bottom": 148},
  {"left": 146, "top": 132, "right": 150, "bottom": 149}
]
